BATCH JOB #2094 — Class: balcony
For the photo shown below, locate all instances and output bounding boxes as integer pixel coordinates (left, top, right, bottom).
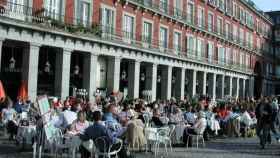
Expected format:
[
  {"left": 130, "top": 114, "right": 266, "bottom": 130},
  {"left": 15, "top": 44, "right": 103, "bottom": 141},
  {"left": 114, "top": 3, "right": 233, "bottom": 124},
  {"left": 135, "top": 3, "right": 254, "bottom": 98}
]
[
  {"left": 0, "top": 1, "right": 253, "bottom": 74},
  {"left": 126, "top": 0, "right": 256, "bottom": 53}
]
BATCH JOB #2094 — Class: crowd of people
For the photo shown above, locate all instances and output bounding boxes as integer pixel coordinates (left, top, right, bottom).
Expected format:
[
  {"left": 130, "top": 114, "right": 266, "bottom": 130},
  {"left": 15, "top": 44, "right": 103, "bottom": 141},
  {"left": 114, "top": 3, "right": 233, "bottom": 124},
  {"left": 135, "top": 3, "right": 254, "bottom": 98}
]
[{"left": 0, "top": 94, "right": 279, "bottom": 157}]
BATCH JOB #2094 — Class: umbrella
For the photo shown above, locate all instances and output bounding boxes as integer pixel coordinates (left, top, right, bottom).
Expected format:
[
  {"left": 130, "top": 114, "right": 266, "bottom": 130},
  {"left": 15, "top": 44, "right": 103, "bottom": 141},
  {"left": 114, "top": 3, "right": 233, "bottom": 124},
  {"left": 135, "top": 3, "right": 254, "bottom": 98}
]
[
  {"left": 0, "top": 80, "right": 6, "bottom": 102},
  {"left": 18, "top": 80, "right": 28, "bottom": 101}
]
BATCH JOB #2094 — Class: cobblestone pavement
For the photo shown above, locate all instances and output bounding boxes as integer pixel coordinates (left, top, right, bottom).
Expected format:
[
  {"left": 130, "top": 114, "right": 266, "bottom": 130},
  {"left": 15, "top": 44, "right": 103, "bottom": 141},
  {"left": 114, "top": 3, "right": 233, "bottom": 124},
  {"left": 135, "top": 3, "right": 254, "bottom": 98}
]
[{"left": 0, "top": 133, "right": 279, "bottom": 158}]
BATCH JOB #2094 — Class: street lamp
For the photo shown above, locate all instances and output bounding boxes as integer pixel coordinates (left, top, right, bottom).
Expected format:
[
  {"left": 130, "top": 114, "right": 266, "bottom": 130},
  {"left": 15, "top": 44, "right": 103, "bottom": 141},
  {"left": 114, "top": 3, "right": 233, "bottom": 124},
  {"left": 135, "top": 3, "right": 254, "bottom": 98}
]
[
  {"left": 140, "top": 73, "right": 145, "bottom": 81},
  {"left": 157, "top": 75, "right": 161, "bottom": 83}
]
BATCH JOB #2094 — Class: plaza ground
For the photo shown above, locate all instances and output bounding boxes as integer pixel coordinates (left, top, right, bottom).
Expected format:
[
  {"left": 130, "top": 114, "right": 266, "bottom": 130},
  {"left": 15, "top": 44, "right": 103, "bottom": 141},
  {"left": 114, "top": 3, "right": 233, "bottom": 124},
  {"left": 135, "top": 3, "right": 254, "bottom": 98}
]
[{"left": 0, "top": 133, "right": 279, "bottom": 158}]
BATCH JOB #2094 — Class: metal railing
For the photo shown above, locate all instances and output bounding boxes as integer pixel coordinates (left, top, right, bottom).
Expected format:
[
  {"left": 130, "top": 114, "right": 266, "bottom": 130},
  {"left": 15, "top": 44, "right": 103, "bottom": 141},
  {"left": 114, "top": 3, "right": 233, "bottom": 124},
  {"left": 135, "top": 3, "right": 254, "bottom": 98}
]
[{"left": 0, "top": 1, "right": 253, "bottom": 73}]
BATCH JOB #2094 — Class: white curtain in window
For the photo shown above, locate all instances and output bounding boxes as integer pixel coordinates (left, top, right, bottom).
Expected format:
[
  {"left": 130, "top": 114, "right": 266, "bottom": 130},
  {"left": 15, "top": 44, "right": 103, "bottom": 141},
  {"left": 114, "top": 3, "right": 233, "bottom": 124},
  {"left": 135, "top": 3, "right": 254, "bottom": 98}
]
[
  {"left": 101, "top": 8, "right": 114, "bottom": 33},
  {"left": 143, "top": 22, "right": 152, "bottom": 43},
  {"left": 123, "top": 15, "right": 134, "bottom": 39},
  {"left": 160, "top": 27, "right": 167, "bottom": 48},
  {"left": 81, "top": 2, "right": 89, "bottom": 26},
  {"left": 208, "top": 42, "right": 213, "bottom": 62}
]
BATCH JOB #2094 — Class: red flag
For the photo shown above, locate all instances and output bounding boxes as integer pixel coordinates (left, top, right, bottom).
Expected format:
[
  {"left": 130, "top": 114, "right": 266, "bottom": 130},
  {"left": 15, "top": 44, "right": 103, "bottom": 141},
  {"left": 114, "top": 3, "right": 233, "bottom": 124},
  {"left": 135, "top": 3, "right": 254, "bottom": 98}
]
[
  {"left": 18, "top": 80, "right": 28, "bottom": 102},
  {"left": 0, "top": 80, "right": 6, "bottom": 102}
]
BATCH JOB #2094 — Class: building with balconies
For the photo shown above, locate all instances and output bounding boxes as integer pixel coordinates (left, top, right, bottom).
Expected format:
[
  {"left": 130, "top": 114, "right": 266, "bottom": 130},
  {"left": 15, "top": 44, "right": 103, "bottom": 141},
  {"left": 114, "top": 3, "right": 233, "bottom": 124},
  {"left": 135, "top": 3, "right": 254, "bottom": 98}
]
[
  {"left": 0, "top": 0, "right": 275, "bottom": 101},
  {"left": 266, "top": 10, "right": 280, "bottom": 95}
]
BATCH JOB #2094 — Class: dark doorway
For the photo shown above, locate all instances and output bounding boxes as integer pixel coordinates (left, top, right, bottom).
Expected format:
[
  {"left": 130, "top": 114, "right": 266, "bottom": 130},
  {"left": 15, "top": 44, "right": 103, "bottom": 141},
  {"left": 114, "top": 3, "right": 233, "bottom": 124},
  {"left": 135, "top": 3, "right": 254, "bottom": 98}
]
[{"left": 254, "top": 61, "right": 263, "bottom": 99}]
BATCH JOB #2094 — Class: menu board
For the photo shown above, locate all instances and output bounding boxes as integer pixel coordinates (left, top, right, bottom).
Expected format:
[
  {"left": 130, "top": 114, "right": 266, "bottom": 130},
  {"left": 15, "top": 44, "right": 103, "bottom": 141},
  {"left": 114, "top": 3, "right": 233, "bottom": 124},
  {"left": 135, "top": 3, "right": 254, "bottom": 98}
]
[{"left": 37, "top": 95, "right": 50, "bottom": 115}]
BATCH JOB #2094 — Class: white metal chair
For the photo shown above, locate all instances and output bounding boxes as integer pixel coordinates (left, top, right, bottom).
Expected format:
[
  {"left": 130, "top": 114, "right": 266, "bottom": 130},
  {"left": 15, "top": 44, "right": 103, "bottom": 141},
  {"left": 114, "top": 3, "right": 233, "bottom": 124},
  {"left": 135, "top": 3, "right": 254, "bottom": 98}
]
[
  {"left": 92, "top": 136, "right": 123, "bottom": 158},
  {"left": 53, "top": 129, "right": 72, "bottom": 158},
  {"left": 154, "top": 126, "right": 172, "bottom": 156},
  {"left": 186, "top": 130, "right": 206, "bottom": 148}
]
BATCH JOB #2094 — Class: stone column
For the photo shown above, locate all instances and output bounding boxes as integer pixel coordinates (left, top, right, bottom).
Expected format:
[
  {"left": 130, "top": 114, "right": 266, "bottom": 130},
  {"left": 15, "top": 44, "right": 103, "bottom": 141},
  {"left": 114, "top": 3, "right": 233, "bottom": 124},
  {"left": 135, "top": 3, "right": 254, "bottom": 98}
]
[
  {"left": 221, "top": 75, "right": 225, "bottom": 98},
  {"left": 212, "top": 73, "right": 217, "bottom": 100},
  {"left": 83, "top": 53, "right": 98, "bottom": 102},
  {"left": 0, "top": 38, "right": 4, "bottom": 71},
  {"left": 161, "top": 66, "right": 172, "bottom": 100},
  {"left": 192, "top": 70, "right": 197, "bottom": 97},
  {"left": 229, "top": 76, "right": 233, "bottom": 97},
  {"left": 107, "top": 56, "right": 121, "bottom": 93},
  {"left": 22, "top": 43, "right": 40, "bottom": 102},
  {"left": 243, "top": 79, "right": 246, "bottom": 98},
  {"left": 236, "top": 78, "right": 240, "bottom": 98},
  {"left": 179, "top": 68, "right": 186, "bottom": 100},
  {"left": 128, "top": 60, "right": 140, "bottom": 99},
  {"left": 55, "top": 48, "right": 72, "bottom": 100},
  {"left": 203, "top": 72, "right": 207, "bottom": 95}
]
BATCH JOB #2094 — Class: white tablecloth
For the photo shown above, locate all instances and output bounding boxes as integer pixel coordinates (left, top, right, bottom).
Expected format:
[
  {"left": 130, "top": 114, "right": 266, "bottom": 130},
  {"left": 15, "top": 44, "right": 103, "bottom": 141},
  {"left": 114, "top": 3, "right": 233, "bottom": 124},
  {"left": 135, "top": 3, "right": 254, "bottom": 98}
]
[{"left": 16, "top": 125, "right": 36, "bottom": 145}]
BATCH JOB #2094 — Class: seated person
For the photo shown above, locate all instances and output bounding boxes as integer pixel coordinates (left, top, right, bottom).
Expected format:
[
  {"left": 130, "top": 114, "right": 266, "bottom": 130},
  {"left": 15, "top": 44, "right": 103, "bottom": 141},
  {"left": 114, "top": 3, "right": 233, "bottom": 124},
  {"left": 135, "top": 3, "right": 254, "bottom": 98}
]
[
  {"left": 183, "top": 111, "right": 207, "bottom": 147},
  {"left": 240, "top": 108, "right": 252, "bottom": 137},
  {"left": 103, "top": 103, "right": 126, "bottom": 138},
  {"left": 68, "top": 111, "right": 89, "bottom": 135},
  {"left": 80, "top": 111, "right": 118, "bottom": 158},
  {"left": 126, "top": 110, "right": 147, "bottom": 151},
  {"left": 2, "top": 99, "right": 17, "bottom": 140},
  {"left": 55, "top": 106, "right": 77, "bottom": 130},
  {"left": 151, "top": 108, "right": 165, "bottom": 127},
  {"left": 169, "top": 106, "right": 184, "bottom": 124},
  {"left": 183, "top": 106, "right": 196, "bottom": 125}
]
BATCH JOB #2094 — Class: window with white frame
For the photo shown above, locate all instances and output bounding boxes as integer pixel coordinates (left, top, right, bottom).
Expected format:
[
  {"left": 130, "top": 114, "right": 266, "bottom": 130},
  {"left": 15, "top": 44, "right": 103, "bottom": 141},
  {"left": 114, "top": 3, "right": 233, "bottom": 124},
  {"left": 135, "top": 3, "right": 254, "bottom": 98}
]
[
  {"left": 142, "top": 21, "right": 152, "bottom": 44},
  {"left": 79, "top": 1, "right": 90, "bottom": 26},
  {"left": 233, "top": 2, "right": 237, "bottom": 17},
  {"left": 218, "top": 0, "right": 225, "bottom": 11},
  {"left": 233, "top": 24, "right": 237, "bottom": 41},
  {"left": 187, "top": 36, "right": 195, "bottom": 56},
  {"left": 197, "top": 7, "right": 204, "bottom": 28},
  {"left": 174, "top": 0, "right": 182, "bottom": 17},
  {"left": 239, "top": 28, "right": 244, "bottom": 46},
  {"left": 123, "top": 14, "right": 135, "bottom": 40},
  {"left": 232, "top": 49, "right": 237, "bottom": 64},
  {"left": 173, "top": 32, "right": 181, "bottom": 53},
  {"left": 159, "top": 0, "right": 168, "bottom": 12},
  {"left": 101, "top": 7, "right": 115, "bottom": 34},
  {"left": 45, "top": 0, "right": 61, "bottom": 20},
  {"left": 217, "top": 17, "right": 223, "bottom": 35},
  {"left": 218, "top": 46, "right": 225, "bottom": 64},
  {"left": 159, "top": 26, "right": 168, "bottom": 49},
  {"left": 9, "top": 0, "right": 24, "bottom": 20},
  {"left": 196, "top": 38, "right": 204, "bottom": 60},
  {"left": 208, "top": 13, "right": 214, "bottom": 32},
  {"left": 246, "top": 32, "right": 250, "bottom": 48},
  {"left": 225, "top": 47, "right": 231, "bottom": 64},
  {"left": 225, "top": 0, "right": 232, "bottom": 15},
  {"left": 207, "top": 42, "right": 214, "bottom": 63},
  {"left": 246, "top": 54, "right": 250, "bottom": 68},
  {"left": 187, "top": 2, "right": 194, "bottom": 24},
  {"left": 225, "top": 22, "right": 230, "bottom": 39}
]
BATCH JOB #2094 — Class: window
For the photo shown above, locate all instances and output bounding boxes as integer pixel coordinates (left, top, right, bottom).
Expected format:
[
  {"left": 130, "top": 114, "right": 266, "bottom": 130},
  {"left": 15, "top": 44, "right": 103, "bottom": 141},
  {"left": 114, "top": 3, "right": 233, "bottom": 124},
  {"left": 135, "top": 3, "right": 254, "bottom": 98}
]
[
  {"left": 173, "top": 32, "right": 181, "bottom": 53},
  {"left": 174, "top": 0, "right": 182, "bottom": 17},
  {"left": 217, "top": 17, "right": 223, "bottom": 35},
  {"left": 225, "top": 47, "right": 231, "bottom": 64},
  {"left": 218, "top": 0, "right": 225, "bottom": 11},
  {"left": 187, "top": 2, "right": 194, "bottom": 24},
  {"left": 225, "top": 22, "right": 230, "bottom": 39},
  {"left": 239, "top": 28, "right": 244, "bottom": 46},
  {"left": 123, "top": 14, "right": 135, "bottom": 41},
  {"left": 9, "top": 0, "right": 24, "bottom": 20},
  {"left": 187, "top": 36, "right": 195, "bottom": 57},
  {"left": 160, "top": 0, "right": 168, "bottom": 12},
  {"left": 45, "top": 0, "right": 61, "bottom": 20},
  {"left": 208, "top": 13, "right": 214, "bottom": 32},
  {"left": 256, "top": 37, "right": 260, "bottom": 50},
  {"left": 233, "top": 25, "right": 237, "bottom": 42},
  {"left": 233, "top": 2, "right": 237, "bottom": 18},
  {"left": 159, "top": 27, "right": 168, "bottom": 50},
  {"left": 143, "top": 0, "right": 152, "bottom": 6},
  {"left": 218, "top": 46, "right": 225, "bottom": 65},
  {"left": 207, "top": 42, "right": 214, "bottom": 63},
  {"left": 246, "top": 32, "right": 250, "bottom": 48},
  {"left": 101, "top": 7, "right": 115, "bottom": 35},
  {"left": 197, "top": 7, "right": 204, "bottom": 28},
  {"left": 79, "top": 2, "right": 90, "bottom": 26},
  {"left": 225, "top": 0, "right": 232, "bottom": 15},
  {"left": 196, "top": 38, "right": 204, "bottom": 60},
  {"left": 142, "top": 21, "right": 152, "bottom": 44}
]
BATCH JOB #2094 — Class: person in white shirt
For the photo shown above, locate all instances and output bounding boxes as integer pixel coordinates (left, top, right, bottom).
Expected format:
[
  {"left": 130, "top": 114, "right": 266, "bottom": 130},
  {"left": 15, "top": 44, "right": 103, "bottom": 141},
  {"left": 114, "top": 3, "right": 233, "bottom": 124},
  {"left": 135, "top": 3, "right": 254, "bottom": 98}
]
[
  {"left": 183, "top": 111, "right": 207, "bottom": 147},
  {"left": 240, "top": 108, "right": 252, "bottom": 137}
]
